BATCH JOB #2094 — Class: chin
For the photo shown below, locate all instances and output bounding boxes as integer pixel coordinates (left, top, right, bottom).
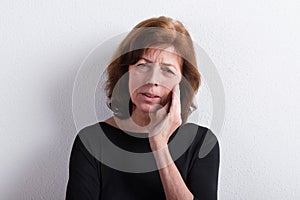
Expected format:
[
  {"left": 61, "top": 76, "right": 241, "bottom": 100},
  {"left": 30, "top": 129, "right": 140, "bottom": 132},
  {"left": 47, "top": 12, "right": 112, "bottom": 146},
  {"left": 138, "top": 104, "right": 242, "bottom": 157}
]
[{"left": 134, "top": 103, "right": 162, "bottom": 113}]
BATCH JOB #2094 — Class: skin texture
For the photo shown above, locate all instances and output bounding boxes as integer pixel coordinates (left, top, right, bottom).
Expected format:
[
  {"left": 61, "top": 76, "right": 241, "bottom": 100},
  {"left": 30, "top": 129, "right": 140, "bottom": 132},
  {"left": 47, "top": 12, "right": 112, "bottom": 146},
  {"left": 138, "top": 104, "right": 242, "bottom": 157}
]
[
  {"left": 105, "top": 47, "right": 194, "bottom": 200},
  {"left": 128, "top": 46, "right": 182, "bottom": 128}
]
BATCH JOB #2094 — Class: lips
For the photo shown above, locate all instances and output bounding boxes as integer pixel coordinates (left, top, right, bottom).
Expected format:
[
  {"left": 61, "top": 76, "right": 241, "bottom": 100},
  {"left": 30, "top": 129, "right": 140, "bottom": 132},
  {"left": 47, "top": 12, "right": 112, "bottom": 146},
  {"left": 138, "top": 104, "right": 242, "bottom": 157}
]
[{"left": 142, "top": 92, "right": 160, "bottom": 98}]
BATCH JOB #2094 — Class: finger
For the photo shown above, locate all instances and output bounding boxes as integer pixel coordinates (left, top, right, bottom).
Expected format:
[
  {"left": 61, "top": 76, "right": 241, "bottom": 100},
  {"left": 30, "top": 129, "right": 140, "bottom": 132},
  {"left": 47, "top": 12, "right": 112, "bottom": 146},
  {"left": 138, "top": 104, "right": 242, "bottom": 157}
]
[
  {"left": 170, "top": 84, "right": 181, "bottom": 114},
  {"left": 149, "top": 100, "right": 169, "bottom": 125},
  {"left": 174, "top": 83, "right": 180, "bottom": 99},
  {"left": 155, "top": 102, "right": 169, "bottom": 117}
]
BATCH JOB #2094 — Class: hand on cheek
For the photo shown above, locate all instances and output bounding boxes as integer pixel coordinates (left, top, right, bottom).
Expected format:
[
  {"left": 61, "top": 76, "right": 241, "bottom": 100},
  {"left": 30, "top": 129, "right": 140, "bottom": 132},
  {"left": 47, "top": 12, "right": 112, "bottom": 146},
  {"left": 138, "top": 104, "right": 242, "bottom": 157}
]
[{"left": 148, "top": 84, "right": 182, "bottom": 149}]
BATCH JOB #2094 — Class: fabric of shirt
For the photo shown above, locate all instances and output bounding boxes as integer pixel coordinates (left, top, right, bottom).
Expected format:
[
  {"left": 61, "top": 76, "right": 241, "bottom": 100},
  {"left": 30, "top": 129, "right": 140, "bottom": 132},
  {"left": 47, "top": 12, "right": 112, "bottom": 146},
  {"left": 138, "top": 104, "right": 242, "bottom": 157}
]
[{"left": 65, "top": 121, "right": 220, "bottom": 200}]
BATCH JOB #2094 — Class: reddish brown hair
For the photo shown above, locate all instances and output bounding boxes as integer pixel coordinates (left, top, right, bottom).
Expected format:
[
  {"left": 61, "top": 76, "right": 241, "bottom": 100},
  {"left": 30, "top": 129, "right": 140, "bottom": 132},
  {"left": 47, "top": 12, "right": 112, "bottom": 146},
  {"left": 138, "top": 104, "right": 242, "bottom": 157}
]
[{"left": 105, "top": 16, "right": 200, "bottom": 123}]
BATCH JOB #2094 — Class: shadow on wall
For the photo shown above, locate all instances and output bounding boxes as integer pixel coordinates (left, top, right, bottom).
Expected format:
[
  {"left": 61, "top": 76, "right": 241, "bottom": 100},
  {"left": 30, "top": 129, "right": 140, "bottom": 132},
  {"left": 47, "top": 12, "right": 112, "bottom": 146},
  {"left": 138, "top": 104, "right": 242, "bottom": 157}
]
[{"left": 6, "top": 50, "right": 83, "bottom": 199}]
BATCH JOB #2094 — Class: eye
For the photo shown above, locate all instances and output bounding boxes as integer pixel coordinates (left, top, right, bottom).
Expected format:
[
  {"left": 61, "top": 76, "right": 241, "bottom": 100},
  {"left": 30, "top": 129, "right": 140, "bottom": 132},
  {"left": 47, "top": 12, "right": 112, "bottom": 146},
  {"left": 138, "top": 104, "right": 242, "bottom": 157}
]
[
  {"left": 137, "top": 63, "right": 147, "bottom": 67},
  {"left": 162, "top": 66, "right": 175, "bottom": 75},
  {"left": 135, "top": 63, "right": 150, "bottom": 72}
]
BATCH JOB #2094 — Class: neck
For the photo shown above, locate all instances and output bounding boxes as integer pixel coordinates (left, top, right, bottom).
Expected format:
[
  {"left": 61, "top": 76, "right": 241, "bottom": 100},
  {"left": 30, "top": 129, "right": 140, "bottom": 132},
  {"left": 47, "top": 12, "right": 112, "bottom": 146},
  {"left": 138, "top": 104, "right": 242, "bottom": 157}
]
[
  {"left": 112, "top": 109, "right": 155, "bottom": 133},
  {"left": 130, "top": 109, "right": 151, "bottom": 127}
]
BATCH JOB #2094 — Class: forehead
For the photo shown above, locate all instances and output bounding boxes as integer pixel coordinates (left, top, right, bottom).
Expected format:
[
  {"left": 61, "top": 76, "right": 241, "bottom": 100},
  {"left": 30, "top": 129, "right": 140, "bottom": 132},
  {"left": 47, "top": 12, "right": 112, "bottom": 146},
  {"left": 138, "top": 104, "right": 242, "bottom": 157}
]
[{"left": 142, "top": 47, "right": 183, "bottom": 68}]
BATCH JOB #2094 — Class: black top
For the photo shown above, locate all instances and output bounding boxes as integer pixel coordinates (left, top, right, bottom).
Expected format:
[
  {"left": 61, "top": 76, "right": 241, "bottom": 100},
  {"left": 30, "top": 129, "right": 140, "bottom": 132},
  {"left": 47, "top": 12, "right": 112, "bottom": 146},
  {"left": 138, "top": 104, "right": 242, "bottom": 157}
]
[{"left": 66, "top": 122, "right": 220, "bottom": 200}]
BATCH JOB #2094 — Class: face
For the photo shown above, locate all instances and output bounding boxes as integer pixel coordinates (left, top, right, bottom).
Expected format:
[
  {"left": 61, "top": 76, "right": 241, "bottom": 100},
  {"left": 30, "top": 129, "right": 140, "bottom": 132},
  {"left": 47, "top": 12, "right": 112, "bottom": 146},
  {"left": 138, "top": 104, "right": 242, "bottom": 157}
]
[{"left": 128, "top": 46, "right": 182, "bottom": 114}]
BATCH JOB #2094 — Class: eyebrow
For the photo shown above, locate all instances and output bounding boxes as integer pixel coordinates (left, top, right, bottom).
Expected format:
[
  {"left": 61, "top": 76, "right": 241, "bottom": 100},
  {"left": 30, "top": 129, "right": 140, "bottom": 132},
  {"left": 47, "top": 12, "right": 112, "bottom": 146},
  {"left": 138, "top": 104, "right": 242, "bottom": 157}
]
[
  {"left": 140, "top": 57, "right": 176, "bottom": 67},
  {"left": 140, "top": 57, "right": 153, "bottom": 63}
]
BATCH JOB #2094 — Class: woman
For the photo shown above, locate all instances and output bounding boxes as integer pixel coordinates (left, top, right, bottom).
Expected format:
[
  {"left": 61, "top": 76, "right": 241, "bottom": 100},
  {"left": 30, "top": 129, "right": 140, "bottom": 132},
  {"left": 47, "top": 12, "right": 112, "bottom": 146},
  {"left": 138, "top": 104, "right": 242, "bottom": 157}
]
[{"left": 66, "top": 16, "right": 220, "bottom": 200}]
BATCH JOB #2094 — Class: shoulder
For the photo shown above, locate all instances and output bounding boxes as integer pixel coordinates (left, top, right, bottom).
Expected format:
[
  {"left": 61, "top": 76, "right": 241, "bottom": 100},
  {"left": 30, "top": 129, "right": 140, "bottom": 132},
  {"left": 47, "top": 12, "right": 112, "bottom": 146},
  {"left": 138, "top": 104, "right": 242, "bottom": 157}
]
[
  {"left": 75, "top": 122, "right": 103, "bottom": 146},
  {"left": 179, "top": 122, "right": 217, "bottom": 141},
  {"left": 73, "top": 122, "right": 104, "bottom": 160},
  {"left": 180, "top": 123, "right": 219, "bottom": 159},
  {"left": 77, "top": 122, "right": 102, "bottom": 136}
]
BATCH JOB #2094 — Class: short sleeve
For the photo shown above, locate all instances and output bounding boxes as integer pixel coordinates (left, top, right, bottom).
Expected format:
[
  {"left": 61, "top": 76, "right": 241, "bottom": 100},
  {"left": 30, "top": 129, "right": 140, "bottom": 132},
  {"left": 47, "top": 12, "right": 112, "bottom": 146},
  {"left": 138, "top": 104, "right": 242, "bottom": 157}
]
[
  {"left": 187, "top": 129, "right": 220, "bottom": 200},
  {"left": 65, "top": 134, "right": 101, "bottom": 200}
]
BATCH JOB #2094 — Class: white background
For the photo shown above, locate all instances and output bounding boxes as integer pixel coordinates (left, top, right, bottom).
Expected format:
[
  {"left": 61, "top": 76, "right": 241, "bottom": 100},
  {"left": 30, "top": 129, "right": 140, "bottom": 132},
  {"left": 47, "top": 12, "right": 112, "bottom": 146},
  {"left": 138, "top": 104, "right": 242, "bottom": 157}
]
[{"left": 1, "top": 0, "right": 299, "bottom": 199}]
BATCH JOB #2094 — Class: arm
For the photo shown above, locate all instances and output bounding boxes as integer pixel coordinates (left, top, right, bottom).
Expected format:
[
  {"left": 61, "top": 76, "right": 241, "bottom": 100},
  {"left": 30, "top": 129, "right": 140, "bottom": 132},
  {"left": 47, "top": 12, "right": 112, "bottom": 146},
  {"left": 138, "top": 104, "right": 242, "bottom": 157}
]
[
  {"left": 150, "top": 131, "right": 220, "bottom": 200},
  {"left": 187, "top": 138, "right": 220, "bottom": 200},
  {"left": 149, "top": 85, "right": 220, "bottom": 200},
  {"left": 149, "top": 84, "right": 193, "bottom": 200},
  {"left": 149, "top": 141, "right": 194, "bottom": 200},
  {"left": 65, "top": 135, "right": 101, "bottom": 200}
]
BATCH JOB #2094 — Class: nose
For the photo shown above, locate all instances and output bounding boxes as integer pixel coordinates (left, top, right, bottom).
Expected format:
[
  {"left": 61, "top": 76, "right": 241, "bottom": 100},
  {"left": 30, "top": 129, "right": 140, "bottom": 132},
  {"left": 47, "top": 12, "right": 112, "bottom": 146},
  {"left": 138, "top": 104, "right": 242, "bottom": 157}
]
[{"left": 146, "top": 64, "right": 161, "bottom": 86}]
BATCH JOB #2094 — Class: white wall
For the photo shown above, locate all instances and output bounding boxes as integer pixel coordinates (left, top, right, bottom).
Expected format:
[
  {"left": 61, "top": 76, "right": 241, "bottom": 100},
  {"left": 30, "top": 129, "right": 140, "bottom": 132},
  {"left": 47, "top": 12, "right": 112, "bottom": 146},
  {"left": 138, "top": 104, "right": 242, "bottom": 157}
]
[{"left": 1, "top": 0, "right": 299, "bottom": 199}]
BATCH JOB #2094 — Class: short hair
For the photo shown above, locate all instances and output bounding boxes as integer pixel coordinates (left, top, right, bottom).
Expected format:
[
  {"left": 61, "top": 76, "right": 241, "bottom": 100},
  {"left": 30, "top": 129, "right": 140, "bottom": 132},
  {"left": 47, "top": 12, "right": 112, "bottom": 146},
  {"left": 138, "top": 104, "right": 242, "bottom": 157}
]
[{"left": 105, "top": 16, "right": 201, "bottom": 123}]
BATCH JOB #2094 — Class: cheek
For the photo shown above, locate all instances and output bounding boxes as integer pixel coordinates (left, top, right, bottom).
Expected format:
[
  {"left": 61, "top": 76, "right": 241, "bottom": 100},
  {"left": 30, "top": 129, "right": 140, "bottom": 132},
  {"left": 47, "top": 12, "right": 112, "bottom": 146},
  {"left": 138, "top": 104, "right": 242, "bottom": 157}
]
[
  {"left": 128, "top": 71, "right": 147, "bottom": 95},
  {"left": 160, "top": 79, "right": 181, "bottom": 104},
  {"left": 160, "top": 77, "right": 181, "bottom": 94},
  {"left": 159, "top": 86, "right": 172, "bottom": 105}
]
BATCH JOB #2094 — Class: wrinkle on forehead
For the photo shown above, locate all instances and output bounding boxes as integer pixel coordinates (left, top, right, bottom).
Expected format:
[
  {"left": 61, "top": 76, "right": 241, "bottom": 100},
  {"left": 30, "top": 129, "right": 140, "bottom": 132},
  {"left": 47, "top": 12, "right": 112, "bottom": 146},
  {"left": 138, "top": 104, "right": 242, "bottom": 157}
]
[{"left": 142, "top": 46, "right": 183, "bottom": 71}]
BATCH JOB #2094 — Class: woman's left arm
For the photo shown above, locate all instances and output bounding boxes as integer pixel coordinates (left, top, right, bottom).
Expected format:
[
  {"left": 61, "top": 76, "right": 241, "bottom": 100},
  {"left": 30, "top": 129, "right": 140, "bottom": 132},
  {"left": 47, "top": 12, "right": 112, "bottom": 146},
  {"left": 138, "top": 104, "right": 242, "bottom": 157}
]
[
  {"left": 148, "top": 84, "right": 194, "bottom": 200},
  {"left": 149, "top": 140, "right": 194, "bottom": 200},
  {"left": 149, "top": 132, "right": 220, "bottom": 200}
]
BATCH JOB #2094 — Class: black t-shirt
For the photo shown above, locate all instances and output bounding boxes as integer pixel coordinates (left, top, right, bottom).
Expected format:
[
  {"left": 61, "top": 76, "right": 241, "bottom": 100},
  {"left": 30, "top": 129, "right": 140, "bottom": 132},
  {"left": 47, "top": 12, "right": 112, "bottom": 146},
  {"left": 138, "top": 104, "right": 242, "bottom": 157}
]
[{"left": 66, "top": 122, "right": 220, "bottom": 200}]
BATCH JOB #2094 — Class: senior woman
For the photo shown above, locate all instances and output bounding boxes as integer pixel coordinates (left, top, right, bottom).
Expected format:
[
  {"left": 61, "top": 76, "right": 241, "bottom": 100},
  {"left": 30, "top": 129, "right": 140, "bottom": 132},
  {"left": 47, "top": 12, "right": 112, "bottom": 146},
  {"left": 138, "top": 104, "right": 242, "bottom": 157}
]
[{"left": 66, "top": 16, "right": 220, "bottom": 200}]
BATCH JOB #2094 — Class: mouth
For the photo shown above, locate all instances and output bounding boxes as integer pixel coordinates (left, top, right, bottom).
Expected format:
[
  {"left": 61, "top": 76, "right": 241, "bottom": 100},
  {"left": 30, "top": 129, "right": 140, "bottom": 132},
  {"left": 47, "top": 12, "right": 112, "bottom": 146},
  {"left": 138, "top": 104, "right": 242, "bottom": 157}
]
[{"left": 142, "top": 93, "right": 160, "bottom": 99}]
